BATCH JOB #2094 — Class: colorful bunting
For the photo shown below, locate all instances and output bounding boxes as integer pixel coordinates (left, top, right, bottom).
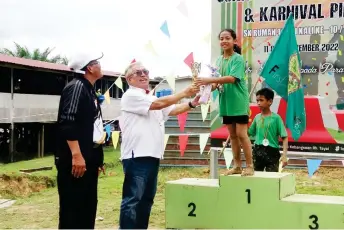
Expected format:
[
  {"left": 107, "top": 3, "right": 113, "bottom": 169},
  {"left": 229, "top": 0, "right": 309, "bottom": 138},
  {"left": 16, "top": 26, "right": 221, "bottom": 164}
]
[
  {"left": 184, "top": 52, "right": 194, "bottom": 68},
  {"left": 144, "top": 40, "right": 158, "bottom": 56},
  {"left": 165, "top": 72, "right": 176, "bottom": 91},
  {"left": 177, "top": 0, "right": 188, "bottom": 18},
  {"left": 278, "top": 158, "right": 289, "bottom": 173},
  {"left": 115, "top": 77, "right": 123, "bottom": 92},
  {"left": 177, "top": 112, "right": 188, "bottom": 132},
  {"left": 131, "top": 59, "right": 136, "bottom": 64},
  {"left": 179, "top": 135, "right": 189, "bottom": 156},
  {"left": 164, "top": 134, "right": 170, "bottom": 151},
  {"left": 111, "top": 131, "right": 120, "bottom": 149},
  {"left": 104, "top": 90, "right": 111, "bottom": 104},
  {"left": 160, "top": 20, "right": 170, "bottom": 38},
  {"left": 200, "top": 103, "right": 210, "bottom": 122},
  {"left": 212, "top": 90, "right": 218, "bottom": 101},
  {"left": 199, "top": 133, "right": 210, "bottom": 155},
  {"left": 223, "top": 148, "right": 233, "bottom": 169},
  {"left": 307, "top": 159, "right": 322, "bottom": 178},
  {"left": 104, "top": 124, "right": 111, "bottom": 141}
]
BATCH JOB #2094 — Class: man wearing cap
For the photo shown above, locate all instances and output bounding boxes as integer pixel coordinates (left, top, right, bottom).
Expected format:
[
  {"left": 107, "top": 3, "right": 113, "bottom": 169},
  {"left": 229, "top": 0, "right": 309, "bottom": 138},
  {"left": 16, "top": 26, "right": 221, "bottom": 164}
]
[
  {"left": 119, "top": 61, "right": 200, "bottom": 229},
  {"left": 55, "top": 53, "right": 105, "bottom": 229}
]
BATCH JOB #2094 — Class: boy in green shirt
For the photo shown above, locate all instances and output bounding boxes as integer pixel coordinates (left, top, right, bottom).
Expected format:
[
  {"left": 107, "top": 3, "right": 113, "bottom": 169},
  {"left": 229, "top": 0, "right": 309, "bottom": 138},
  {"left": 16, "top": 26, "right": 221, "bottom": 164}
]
[{"left": 248, "top": 88, "right": 288, "bottom": 172}]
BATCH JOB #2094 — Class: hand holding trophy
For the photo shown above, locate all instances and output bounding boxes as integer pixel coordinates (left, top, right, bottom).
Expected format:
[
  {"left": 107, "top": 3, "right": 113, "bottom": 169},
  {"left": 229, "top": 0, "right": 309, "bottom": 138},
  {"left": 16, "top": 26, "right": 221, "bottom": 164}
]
[{"left": 191, "top": 62, "right": 208, "bottom": 104}]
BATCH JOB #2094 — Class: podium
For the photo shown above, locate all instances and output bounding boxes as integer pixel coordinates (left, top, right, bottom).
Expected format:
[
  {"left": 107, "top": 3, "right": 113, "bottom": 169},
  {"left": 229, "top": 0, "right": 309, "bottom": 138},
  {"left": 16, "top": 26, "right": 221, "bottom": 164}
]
[{"left": 165, "top": 172, "right": 344, "bottom": 229}]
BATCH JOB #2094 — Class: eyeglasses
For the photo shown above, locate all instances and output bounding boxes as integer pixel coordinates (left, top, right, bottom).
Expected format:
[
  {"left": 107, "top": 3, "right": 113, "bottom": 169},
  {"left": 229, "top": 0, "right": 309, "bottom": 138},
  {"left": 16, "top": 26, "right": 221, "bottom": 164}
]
[{"left": 133, "top": 69, "right": 149, "bottom": 77}]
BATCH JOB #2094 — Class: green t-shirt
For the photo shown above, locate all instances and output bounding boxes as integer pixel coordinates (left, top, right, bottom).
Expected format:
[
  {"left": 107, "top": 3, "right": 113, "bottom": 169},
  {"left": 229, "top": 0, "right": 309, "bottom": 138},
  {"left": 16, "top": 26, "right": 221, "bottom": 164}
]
[
  {"left": 248, "top": 112, "right": 288, "bottom": 149},
  {"left": 215, "top": 53, "right": 249, "bottom": 116}
]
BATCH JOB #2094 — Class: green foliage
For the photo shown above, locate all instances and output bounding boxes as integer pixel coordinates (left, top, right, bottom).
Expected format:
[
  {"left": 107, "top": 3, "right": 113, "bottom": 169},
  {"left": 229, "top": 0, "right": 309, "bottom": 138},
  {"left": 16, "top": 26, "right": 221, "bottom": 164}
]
[{"left": 0, "top": 42, "right": 69, "bottom": 65}]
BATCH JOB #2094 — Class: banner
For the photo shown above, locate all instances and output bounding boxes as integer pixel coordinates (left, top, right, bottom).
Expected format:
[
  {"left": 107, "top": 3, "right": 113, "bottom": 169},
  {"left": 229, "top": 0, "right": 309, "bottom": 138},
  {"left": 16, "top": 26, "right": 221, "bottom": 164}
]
[{"left": 210, "top": 1, "right": 344, "bottom": 150}]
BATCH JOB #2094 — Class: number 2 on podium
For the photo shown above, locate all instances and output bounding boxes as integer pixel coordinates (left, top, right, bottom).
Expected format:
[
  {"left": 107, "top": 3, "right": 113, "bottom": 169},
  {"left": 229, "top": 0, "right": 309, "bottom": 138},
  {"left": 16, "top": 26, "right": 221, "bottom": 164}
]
[
  {"left": 188, "top": 202, "right": 196, "bottom": 217},
  {"left": 245, "top": 189, "right": 251, "bottom": 204}
]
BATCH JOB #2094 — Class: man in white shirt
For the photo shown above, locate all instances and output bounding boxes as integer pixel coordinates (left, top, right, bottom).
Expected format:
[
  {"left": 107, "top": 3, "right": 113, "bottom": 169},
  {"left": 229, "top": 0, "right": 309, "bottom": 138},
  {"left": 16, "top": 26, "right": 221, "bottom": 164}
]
[{"left": 119, "top": 61, "right": 200, "bottom": 229}]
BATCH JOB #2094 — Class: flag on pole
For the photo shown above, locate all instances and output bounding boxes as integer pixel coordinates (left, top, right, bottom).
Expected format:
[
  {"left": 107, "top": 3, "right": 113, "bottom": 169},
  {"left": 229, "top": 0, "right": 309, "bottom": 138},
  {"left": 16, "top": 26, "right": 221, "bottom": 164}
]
[{"left": 260, "top": 14, "right": 306, "bottom": 141}]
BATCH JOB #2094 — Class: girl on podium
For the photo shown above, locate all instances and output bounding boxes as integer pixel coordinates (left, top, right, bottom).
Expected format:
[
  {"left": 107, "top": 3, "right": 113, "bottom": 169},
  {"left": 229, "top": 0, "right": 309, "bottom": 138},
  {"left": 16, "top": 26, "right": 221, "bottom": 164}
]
[{"left": 195, "top": 28, "right": 254, "bottom": 176}]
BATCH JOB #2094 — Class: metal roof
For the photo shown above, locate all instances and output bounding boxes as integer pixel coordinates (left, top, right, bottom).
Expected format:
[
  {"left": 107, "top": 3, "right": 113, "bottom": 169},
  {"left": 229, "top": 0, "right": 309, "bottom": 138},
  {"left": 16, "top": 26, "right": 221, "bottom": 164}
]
[{"left": 0, "top": 53, "right": 122, "bottom": 77}]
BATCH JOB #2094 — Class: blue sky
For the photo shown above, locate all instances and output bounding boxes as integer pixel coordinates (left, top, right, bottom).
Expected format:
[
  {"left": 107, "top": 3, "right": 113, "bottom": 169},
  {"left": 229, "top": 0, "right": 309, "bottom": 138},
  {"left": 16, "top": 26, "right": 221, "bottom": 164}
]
[{"left": 0, "top": 0, "right": 211, "bottom": 77}]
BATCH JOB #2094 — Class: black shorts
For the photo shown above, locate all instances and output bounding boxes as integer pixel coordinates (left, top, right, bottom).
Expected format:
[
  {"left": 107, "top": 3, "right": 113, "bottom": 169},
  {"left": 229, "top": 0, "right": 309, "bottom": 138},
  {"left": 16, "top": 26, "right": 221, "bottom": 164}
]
[
  {"left": 223, "top": 115, "right": 249, "bottom": 124},
  {"left": 252, "top": 144, "right": 281, "bottom": 172}
]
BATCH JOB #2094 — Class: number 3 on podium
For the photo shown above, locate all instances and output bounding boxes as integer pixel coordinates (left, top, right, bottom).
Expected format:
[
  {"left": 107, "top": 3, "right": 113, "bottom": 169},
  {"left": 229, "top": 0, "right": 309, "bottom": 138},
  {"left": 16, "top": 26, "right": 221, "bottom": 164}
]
[{"left": 309, "top": 215, "right": 319, "bottom": 229}]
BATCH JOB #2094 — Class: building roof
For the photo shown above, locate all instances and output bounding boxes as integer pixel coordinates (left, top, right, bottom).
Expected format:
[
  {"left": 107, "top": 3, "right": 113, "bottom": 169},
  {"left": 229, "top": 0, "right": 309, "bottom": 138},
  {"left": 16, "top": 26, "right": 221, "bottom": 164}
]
[{"left": 0, "top": 53, "right": 122, "bottom": 77}]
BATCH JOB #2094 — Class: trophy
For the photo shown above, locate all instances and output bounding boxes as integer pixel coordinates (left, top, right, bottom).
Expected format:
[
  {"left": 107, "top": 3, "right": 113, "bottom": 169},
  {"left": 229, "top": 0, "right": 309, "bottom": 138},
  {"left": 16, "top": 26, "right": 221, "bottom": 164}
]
[
  {"left": 197, "top": 64, "right": 221, "bottom": 104},
  {"left": 191, "top": 62, "right": 202, "bottom": 81}
]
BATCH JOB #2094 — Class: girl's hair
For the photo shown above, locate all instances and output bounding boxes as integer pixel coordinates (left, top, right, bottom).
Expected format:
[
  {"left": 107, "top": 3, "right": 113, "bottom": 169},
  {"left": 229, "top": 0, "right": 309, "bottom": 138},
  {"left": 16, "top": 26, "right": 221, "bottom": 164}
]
[{"left": 218, "top": 28, "right": 241, "bottom": 54}]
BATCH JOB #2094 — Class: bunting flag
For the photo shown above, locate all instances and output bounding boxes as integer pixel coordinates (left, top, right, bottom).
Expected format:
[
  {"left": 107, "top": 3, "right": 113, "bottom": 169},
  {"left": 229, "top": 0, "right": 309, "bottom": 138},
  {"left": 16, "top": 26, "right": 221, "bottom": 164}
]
[
  {"left": 199, "top": 133, "right": 210, "bottom": 155},
  {"left": 202, "top": 33, "right": 211, "bottom": 44},
  {"left": 176, "top": 0, "right": 188, "bottom": 18},
  {"left": 115, "top": 77, "right": 123, "bottom": 92},
  {"left": 278, "top": 158, "right": 289, "bottom": 173},
  {"left": 200, "top": 103, "right": 210, "bottom": 122},
  {"left": 104, "top": 124, "right": 111, "bottom": 141},
  {"left": 184, "top": 52, "right": 194, "bottom": 68},
  {"left": 131, "top": 59, "right": 136, "bottom": 64},
  {"left": 165, "top": 72, "right": 176, "bottom": 91},
  {"left": 164, "top": 134, "right": 170, "bottom": 151},
  {"left": 223, "top": 148, "right": 233, "bottom": 169},
  {"left": 212, "top": 90, "right": 218, "bottom": 102},
  {"left": 179, "top": 135, "right": 189, "bottom": 156},
  {"left": 307, "top": 159, "right": 322, "bottom": 178},
  {"left": 103, "top": 90, "right": 111, "bottom": 104},
  {"left": 177, "top": 112, "right": 188, "bottom": 132},
  {"left": 278, "top": 161, "right": 283, "bottom": 173},
  {"left": 160, "top": 20, "right": 170, "bottom": 38},
  {"left": 144, "top": 40, "right": 158, "bottom": 56},
  {"left": 111, "top": 131, "right": 120, "bottom": 149}
]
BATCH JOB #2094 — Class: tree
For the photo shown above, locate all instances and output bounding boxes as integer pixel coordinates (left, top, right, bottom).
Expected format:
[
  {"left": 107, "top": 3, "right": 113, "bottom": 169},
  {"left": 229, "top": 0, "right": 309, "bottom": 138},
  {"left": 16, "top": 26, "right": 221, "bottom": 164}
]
[{"left": 0, "top": 42, "right": 69, "bottom": 65}]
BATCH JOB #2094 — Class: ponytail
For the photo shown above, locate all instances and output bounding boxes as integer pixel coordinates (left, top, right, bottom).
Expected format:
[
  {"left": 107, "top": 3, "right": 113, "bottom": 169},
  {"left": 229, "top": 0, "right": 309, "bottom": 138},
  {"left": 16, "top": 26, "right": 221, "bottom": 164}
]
[{"left": 234, "top": 44, "right": 241, "bottom": 54}]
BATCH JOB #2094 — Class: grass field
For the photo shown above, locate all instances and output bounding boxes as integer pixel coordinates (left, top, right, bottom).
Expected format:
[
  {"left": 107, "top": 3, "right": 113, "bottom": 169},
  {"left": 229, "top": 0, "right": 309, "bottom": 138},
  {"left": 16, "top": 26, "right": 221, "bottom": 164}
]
[{"left": 1, "top": 148, "right": 344, "bottom": 229}]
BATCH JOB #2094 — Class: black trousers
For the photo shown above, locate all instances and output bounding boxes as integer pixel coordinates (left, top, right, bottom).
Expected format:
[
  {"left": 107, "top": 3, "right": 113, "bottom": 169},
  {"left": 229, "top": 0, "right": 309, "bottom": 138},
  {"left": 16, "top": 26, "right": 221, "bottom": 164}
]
[
  {"left": 253, "top": 145, "right": 280, "bottom": 172},
  {"left": 57, "top": 165, "right": 99, "bottom": 229}
]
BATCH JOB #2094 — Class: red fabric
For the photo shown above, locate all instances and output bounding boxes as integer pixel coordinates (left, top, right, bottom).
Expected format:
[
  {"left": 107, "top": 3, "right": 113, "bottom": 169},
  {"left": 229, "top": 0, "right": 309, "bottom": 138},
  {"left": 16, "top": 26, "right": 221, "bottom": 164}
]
[
  {"left": 177, "top": 112, "right": 188, "bottom": 132},
  {"left": 334, "top": 111, "right": 344, "bottom": 131},
  {"left": 210, "top": 97, "right": 337, "bottom": 144},
  {"left": 130, "top": 59, "right": 136, "bottom": 64},
  {"left": 179, "top": 135, "right": 189, "bottom": 157}
]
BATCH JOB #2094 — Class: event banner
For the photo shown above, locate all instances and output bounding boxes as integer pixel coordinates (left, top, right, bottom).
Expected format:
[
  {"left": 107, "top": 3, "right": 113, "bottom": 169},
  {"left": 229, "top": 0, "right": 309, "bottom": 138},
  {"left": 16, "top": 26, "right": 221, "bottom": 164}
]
[{"left": 210, "top": 0, "right": 344, "bottom": 152}]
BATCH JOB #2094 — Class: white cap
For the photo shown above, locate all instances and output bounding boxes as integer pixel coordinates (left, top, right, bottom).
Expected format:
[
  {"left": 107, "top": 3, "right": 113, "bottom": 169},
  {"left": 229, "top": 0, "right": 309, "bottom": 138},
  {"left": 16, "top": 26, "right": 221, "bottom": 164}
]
[{"left": 69, "top": 52, "right": 104, "bottom": 74}]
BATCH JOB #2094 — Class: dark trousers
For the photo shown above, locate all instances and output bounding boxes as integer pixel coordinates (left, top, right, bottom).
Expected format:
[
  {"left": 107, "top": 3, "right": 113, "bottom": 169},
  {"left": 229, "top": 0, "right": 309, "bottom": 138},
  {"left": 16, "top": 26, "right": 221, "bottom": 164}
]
[
  {"left": 119, "top": 157, "right": 160, "bottom": 229},
  {"left": 57, "top": 165, "right": 99, "bottom": 229},
  {"left": 253, "top": 145, "right": 280, "bottom": 172}
]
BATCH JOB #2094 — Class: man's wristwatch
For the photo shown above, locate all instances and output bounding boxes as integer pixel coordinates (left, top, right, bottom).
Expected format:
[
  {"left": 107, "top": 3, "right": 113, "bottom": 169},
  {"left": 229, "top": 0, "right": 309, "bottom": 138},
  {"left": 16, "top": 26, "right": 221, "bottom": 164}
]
[{"left": 188, "top": 101, "right": 196, "bottom": 109}]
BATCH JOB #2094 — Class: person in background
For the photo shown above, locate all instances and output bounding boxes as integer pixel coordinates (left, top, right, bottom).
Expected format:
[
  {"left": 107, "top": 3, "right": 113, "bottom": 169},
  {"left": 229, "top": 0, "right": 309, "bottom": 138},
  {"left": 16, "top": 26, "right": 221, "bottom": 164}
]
[
  {"left": 194, "top": 28, "right": 254, "bottom": 176},
  {"left": 248, "top": 88, "right": 288, "bottom": 172},
  {"left": 55, "top": 53, "right": 105, "bottom": 229},
  {"left": 119, "top": 61, "right": 200, "bottom": 229}
]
